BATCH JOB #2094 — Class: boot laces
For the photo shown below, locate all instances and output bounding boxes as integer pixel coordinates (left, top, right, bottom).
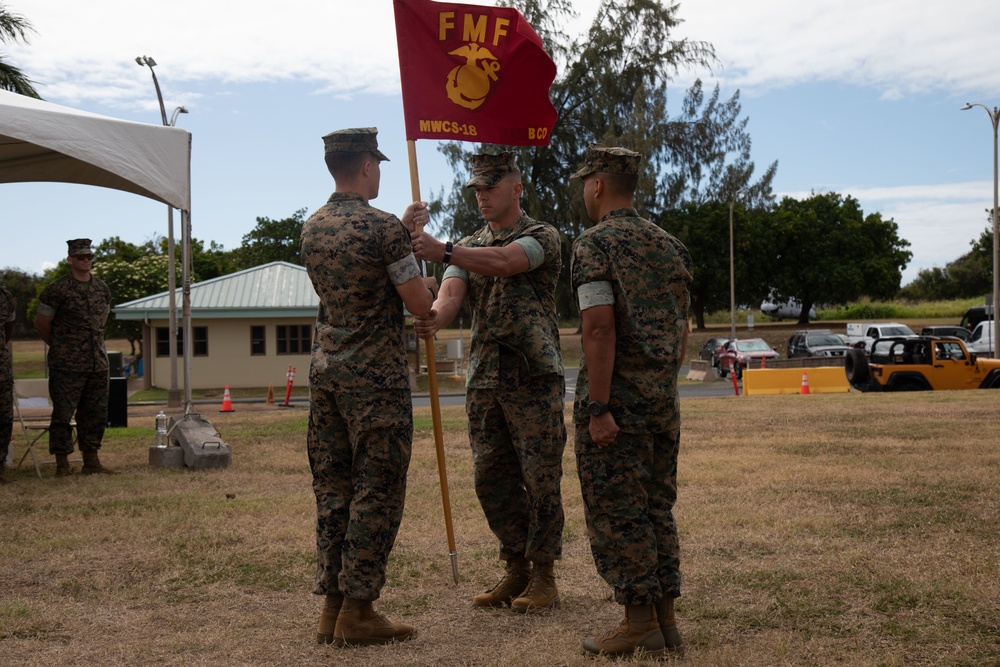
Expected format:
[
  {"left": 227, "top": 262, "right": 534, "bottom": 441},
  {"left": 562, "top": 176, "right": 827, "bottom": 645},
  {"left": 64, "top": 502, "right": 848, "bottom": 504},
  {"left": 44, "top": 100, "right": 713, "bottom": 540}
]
[{"left": 521, "top": 570, "right": 554, "bottom": 598}]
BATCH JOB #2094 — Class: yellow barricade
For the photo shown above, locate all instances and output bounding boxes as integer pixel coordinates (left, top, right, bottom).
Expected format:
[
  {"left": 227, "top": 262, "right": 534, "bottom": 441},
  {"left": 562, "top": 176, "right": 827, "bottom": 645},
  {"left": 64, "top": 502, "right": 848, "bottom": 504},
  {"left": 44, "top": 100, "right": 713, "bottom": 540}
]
[{"left": 742, "top": 367, "right": 849, "bottom": 395}]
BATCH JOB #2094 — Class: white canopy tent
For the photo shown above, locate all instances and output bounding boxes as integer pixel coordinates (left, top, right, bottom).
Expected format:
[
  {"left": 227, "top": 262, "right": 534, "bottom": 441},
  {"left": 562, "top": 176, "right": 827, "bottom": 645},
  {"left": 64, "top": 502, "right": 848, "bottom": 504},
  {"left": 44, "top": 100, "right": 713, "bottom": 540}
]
[{"left": 0, "top": 89, "right": 196, "bottom": 407}]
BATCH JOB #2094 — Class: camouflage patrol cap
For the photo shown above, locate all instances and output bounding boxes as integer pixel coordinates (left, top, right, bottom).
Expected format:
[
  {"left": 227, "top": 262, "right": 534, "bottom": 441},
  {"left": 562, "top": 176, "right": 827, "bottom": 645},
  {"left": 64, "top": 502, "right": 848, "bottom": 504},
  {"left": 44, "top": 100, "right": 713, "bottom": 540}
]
[
  {"left": 465, "top": 151, "right": 519, "bottom": 188},
  {"left": 67, "top": 238, "right": 94, "bottom": 256},
  {"left": 570, "top": 145, "right": 642, "bottom": 179},
  {"left": 322, "top": 127, "right": 389, "bottom": 161}
]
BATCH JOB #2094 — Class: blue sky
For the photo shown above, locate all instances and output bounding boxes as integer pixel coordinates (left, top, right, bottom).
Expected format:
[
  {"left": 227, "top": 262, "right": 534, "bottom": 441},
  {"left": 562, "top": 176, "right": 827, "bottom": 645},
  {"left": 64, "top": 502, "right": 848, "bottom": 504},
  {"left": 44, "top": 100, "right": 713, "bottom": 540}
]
[{"left": 3, "top": 0, "right": 999, "bottom": 287}]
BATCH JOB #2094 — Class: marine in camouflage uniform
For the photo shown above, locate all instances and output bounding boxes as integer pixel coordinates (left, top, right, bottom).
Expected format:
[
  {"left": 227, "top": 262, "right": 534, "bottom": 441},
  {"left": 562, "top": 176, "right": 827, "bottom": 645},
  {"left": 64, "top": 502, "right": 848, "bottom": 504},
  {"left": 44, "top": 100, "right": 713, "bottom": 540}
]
[
  {"left": 301, "top": 127, "right": 435, "bottom": 647},
  {"left": 35, "top": 239, "right": 114, "bottom": 476},
  {"left": 570, "top": 146, "right": 693, "bottom": 658},
  {"left": 0, "top": 284, "right": 15, "bottom": 483},
  {"left": 409, "top": 152, "right": 566, "bottom": 613}
]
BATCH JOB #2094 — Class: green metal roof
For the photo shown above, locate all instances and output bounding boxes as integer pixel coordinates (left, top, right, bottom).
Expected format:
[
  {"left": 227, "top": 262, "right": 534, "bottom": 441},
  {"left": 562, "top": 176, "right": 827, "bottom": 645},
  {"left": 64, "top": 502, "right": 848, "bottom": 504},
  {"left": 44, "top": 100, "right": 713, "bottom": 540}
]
[{"left": 114, "top": 261, "right": 318, "bottom": 321}]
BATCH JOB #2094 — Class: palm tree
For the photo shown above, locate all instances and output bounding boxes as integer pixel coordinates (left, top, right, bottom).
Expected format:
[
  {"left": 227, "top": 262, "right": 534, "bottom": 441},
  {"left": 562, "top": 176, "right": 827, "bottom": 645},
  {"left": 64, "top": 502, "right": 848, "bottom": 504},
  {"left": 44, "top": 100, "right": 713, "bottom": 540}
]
[{"left": 0, "top": 2, "right": 40, "bottom": 98}]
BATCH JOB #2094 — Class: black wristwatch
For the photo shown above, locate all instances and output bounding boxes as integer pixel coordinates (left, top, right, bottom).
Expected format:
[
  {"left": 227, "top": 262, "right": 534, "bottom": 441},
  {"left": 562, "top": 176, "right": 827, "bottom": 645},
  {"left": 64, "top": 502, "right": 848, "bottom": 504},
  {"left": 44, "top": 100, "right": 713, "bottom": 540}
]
[
  {"left": 442, "top": 241, "right": 453, "bottom": 265},
  {"left": 588, "top": 400, "right": 610, "bottom": 416}
]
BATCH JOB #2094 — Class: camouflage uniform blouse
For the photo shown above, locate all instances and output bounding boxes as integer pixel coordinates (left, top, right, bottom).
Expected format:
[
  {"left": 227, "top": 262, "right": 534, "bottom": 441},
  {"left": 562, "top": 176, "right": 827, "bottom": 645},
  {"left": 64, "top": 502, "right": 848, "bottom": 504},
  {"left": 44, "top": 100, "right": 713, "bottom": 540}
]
[
  {"left": 301, "top": 191, "right": 422, "bottom": 392},
  {"left": 571, "top": 207, "right": 693, "bottom": 432},
  {"left": 0, "top": 285, "right": 14, "bottom": 383},
  {"left": 37, "top": 275, "right": 111, "bottom": 373},
  {"left": 442, "top": 213, "right": 563, "bottom": 388}
]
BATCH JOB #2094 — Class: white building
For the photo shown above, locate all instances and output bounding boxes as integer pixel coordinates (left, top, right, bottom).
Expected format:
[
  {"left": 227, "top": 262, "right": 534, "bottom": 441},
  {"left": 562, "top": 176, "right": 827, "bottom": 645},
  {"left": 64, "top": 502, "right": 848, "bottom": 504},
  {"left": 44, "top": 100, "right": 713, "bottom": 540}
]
[{"left": 114, "top": 262, "right": 318, "bottom": 390}]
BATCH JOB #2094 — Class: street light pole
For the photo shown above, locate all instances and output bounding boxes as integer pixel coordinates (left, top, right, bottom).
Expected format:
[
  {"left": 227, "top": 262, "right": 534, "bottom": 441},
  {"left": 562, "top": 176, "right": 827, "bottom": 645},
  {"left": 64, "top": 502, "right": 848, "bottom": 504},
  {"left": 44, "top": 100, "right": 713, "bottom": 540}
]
[
  {"left": 135, "top": 56, "right": 168, "bottom": 126},
  {"left": 728, "top": 189, "right": 745, "bottom": 341},
  {"left": 137, "top": 55, "right": 185, "bottom": 406},
  {"left": 961, "top": 103, "right": 1000, "bottom": 358}
]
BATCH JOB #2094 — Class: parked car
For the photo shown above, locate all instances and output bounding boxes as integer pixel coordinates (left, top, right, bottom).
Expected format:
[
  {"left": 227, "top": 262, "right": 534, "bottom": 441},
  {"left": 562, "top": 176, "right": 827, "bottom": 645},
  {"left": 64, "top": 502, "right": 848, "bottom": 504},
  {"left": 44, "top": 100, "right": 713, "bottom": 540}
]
[
  {"left": 787, "top": 330, "right": 854, "bottom": 358},
  {"left": 920, "top": 325, "right": 971, "bottom": 342},
  {"left": 716, "top": 338, "right": 780, "bottom": 379},
  {"left": 845, "top": 322, "right": 917, "bottom": 351},
  {"left": 845, "top": 335, "right": 1000, "bottom": 392},
  {"left": 697, "top": 337, "right": 731, "bottom": 369},
  {"left": 966, "top": 321, "right": 996, "bottom": 356},
  {"left": 959, "top": 305, "right": 993, "bottom": 331}
]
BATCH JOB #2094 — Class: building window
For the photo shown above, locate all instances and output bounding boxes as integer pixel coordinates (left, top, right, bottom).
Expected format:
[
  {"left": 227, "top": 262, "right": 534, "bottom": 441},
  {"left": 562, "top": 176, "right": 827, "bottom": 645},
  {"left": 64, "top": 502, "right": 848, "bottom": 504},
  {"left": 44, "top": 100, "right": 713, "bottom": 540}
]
[
  {"left": 277, "top": 324, "right": 312, "bottom": 355},
  {"left": 192, "top": 327, "right": 208, "bottom": 357},
  {"left": 155, "top": 327, "right": 180, "bottom": 357},
  {"left": 250, "top": 325, "right": 266, "bottom": 356},
  {"left": 156, "top": 326, "right": 209, "bottom": 357}
]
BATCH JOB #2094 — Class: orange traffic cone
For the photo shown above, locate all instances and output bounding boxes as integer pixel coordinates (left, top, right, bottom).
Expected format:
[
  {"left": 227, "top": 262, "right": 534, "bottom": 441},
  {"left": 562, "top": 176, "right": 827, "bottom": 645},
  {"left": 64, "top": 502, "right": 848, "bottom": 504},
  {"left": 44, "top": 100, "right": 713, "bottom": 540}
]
[
  {"left": 266, "top": 383, "right": 275, "bottom": 404},
  {"left": 220, "top": 385, "right": 235, "bottom": 412},
  {"left": 800, "top": 372, "right": 811, "bottom": 395}
]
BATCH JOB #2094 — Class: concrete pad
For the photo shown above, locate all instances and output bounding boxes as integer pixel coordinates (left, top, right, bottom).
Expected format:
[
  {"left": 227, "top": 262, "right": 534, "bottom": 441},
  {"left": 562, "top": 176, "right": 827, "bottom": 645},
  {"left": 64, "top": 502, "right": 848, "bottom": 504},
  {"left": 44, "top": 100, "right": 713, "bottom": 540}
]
[
  {"left": 170, "top": 413, "right": 232, "bottom": 470},
  {"left": 687, "top": 359, "right": 719, "bottom": 382},
  {"left": 148, "top": 446, "right": 185, "bottom": 469}
]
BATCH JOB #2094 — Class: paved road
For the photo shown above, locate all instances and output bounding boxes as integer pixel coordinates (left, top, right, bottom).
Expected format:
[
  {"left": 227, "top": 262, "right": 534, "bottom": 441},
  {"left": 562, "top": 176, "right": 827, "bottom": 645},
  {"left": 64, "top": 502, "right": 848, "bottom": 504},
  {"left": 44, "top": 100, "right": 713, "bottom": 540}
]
[
  {"left": 412, "top": 366, "right": 737, "bottom": 407},
  {"left": 163, "top": 367, "right": 736, "bottom": 410}
]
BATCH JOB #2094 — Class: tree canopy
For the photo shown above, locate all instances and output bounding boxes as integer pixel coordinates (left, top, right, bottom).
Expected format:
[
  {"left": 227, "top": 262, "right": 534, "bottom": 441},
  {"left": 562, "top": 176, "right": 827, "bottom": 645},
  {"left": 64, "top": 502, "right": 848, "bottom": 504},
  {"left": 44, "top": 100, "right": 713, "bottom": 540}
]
[
  {"left": 229, "top": 209, "right": 307, "bottom": 271},
  {"left": 760, "top": 193, "right": 912, "bottom": 324},
  {"left": 432, "top": 0, "right": 777, "bottom": 318},
  {"left": 900, "top": 222, "right": 993, "bottom": 301},
  {"left": 0, "top": 2, "right": 40, "bottom": 98}
]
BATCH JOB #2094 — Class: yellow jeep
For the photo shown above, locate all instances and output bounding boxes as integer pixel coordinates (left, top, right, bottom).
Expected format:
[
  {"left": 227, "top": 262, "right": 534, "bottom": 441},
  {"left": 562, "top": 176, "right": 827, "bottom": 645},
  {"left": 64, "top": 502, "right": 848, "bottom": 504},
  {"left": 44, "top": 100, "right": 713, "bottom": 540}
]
[{"left": 845, "top": 336, "right": 1000, "bottom": 392}]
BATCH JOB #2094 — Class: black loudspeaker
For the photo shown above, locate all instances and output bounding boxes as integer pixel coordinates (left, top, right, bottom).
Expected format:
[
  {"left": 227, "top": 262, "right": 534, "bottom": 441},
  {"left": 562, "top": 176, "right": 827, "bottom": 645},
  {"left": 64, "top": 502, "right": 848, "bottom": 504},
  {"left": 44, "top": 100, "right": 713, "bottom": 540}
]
[
  {"left": 108, "top": 376, "right": 128, "bottom": 428},
  {"left": 107, "top": 351, "right": 124, "bottom": 378}
]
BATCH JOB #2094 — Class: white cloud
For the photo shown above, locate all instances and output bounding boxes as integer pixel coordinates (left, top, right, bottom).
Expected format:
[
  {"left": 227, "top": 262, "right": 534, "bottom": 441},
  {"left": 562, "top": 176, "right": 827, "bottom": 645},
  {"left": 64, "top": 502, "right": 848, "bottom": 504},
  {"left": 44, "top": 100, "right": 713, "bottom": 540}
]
[
  {"left": 4, "top": 0, "right": 999, "bottom": 287},
  {"left": 780, "top": 181, "right": 996, "bottom": 282},
  {"left": 9, "top": 0, "right": 1000, "bottom": 110}
]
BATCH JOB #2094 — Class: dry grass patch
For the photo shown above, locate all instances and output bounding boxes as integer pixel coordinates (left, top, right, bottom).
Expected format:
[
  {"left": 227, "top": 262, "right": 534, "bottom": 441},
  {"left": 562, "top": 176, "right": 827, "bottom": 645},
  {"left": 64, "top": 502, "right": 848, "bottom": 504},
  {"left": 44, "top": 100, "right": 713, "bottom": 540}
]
[{"left": 2, "top": 392, "right": 999, "bottom": 666}]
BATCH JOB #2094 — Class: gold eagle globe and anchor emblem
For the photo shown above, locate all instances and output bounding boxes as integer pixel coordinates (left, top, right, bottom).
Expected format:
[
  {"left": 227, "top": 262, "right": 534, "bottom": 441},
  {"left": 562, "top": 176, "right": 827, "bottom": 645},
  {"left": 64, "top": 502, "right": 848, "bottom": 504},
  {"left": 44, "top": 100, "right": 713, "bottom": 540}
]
[{"left": 445, "top": 43, "right": 501, "bottom": 110}]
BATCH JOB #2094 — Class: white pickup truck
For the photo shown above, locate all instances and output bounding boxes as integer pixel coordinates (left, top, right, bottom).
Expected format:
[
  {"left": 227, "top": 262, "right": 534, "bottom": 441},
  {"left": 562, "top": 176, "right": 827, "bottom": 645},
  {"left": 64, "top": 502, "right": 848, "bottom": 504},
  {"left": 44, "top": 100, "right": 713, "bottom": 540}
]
[{"left": 846, "top": 322, "right": 917, "bottom": 351}]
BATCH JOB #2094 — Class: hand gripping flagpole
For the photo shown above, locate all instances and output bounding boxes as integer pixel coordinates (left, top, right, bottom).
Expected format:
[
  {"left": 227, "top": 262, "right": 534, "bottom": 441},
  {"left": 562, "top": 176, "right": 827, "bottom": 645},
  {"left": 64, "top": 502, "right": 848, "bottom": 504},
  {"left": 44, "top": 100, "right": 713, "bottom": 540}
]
[{"left": 407, "top": 139, "right": 459, "bottom": 584}]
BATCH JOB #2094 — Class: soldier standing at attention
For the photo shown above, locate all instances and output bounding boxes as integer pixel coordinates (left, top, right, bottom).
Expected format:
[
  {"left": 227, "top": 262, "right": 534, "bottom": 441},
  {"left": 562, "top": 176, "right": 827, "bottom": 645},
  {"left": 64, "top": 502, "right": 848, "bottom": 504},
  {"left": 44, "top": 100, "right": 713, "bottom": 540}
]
[
  {"left": 35, "top": 239, "right": 114, "bottom": 476},
  {"left": 570, "top": 146, "right": 693, "bottom": 658},
  {"left": 0, "top": 283, "right": 15, "bottom": 483},
  {"left": 301, "top": 127, "right": 437, "bottom": 648},
  {"left": 408, "top": 152, "right": 567, "bottom": 614}
]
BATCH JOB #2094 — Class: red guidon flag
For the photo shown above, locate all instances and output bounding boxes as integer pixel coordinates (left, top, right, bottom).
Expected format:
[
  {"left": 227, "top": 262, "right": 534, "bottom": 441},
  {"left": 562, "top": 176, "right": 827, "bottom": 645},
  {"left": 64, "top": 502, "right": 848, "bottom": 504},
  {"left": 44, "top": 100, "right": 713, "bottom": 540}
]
[{"left": 393, "top": 0, "right": 557, "bottom": 146}]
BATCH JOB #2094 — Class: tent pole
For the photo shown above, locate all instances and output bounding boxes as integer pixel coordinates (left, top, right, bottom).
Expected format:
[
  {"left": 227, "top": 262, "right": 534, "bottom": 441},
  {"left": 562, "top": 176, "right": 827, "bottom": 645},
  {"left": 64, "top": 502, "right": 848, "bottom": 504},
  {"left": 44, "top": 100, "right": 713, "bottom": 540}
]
[
  {"left": 167, "top": 207, "right": 180, "bottom": 407},
  {"left": 181, "top": 208, "right": 193, "bottom": 412}
]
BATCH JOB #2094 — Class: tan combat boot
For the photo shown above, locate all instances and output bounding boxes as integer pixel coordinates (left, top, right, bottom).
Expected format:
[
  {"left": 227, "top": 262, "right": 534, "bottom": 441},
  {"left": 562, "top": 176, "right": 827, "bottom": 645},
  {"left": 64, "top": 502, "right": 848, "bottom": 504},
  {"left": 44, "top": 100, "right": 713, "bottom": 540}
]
[
  {"left": 81, "top": 450, "right": 116, "bottom": 475},
  {"left": 582, "top": 605, "right": 666, "bottom": 658},
  {"left": 511, "top": 561, "right": 560, "bottom": 613},
  {"left": 655, "top": 595, "right": 684, "bottom": 655},
  {"left": 55, "top": 453, "right": 72, "bottom": 477},
  {"left": 473, "top": 556, "right": 530, "bottom": 608},
  {"left": 333, "top": 598, "right": 417, "bottom": 647},
  {"left": 316, "top": 592, "right": 343, "bottom": 644}
]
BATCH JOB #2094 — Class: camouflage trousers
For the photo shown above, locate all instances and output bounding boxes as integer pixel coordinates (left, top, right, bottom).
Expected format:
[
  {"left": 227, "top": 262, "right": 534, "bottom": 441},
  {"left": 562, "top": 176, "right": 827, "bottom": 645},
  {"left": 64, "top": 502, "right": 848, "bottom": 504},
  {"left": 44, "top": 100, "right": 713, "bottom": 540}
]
[
  {"left": 0, "top": 377, "right": 12, "bottom": 462},
  {"left": 575, "top": 425, "right": 681, "bottom": 606},
  {"left": 307, "top": 387, "right": 412, "bottom": 601},
  {"left": 47, "top": 368, "right": 108, "bottom": 455},
  {"left": 467, "top": 369, "right": 566, "bottom": 564}
]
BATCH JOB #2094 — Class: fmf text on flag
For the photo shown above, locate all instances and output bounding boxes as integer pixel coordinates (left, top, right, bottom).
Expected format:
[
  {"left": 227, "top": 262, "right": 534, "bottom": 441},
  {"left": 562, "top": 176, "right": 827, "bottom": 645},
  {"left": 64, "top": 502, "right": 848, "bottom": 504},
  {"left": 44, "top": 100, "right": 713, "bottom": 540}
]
[{"left": 393, "top": 0, "right": 558, "bottom": 147}]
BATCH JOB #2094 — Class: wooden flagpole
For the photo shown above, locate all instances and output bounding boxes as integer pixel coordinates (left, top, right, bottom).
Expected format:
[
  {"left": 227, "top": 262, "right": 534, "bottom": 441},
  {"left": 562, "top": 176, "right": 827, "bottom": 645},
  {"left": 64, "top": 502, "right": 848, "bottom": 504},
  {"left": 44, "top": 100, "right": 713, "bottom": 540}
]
[{"left": 407, "top": 139, "right": 459, "bottom": 584}]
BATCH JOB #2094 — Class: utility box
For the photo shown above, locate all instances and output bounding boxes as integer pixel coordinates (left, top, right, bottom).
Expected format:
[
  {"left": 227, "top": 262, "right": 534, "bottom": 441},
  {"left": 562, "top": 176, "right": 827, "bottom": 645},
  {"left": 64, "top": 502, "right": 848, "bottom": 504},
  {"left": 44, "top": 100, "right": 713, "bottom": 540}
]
[{"left": 170, "top": 413, "right": 232, "bottom": 470}]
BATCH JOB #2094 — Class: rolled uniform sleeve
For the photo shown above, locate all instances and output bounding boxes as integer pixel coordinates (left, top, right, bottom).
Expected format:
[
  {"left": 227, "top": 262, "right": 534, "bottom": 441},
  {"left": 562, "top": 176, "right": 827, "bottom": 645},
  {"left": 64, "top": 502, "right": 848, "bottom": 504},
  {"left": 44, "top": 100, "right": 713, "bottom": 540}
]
[
  {"left": 387, "top": 254, "right": 421, "bottom": 286},
  {"left": 577, "top": 280, "right": 614, "bottom": 311},
  {"left": 571, "top": 236, "right": 613, "bottom": 309},
  {"left": 36, "top": 300, "right": 56, "bottom": 318},
  {"left": 511, "top": 236, "right": 546, "bottom": 271}
]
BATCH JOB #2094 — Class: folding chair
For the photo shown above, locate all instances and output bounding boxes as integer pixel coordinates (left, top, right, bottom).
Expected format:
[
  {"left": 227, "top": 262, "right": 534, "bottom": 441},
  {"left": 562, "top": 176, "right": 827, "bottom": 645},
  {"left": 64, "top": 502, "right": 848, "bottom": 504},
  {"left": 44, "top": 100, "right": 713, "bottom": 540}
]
[{"left": 12, "top": 378, "right": 77, "bottom": 478}]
